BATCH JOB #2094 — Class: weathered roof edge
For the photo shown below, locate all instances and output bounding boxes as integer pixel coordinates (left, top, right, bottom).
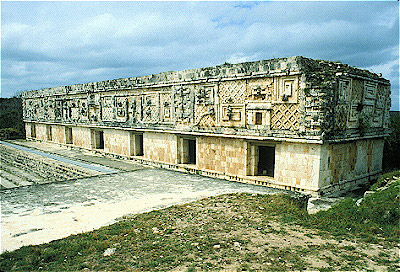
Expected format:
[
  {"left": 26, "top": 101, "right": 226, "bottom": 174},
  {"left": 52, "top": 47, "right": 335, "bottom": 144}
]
[{"left": 21, "top": 56, "right": 389, "bottom": 98}]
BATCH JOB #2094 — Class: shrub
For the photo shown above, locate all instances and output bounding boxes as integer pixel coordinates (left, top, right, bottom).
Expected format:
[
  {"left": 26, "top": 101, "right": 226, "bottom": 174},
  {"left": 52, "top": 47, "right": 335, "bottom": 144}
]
[
  {"left": 0, "top": 128, "right": 24, "bottom": 140},
  {"left": 383, "top": 111, "right": 400, "bottom": 171}
]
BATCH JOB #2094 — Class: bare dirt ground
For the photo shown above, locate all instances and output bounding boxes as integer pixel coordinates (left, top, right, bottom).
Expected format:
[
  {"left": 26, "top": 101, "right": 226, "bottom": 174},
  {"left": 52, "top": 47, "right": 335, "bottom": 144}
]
[{"left": 158, "top": 193, "right": 399, "bottom": 271}]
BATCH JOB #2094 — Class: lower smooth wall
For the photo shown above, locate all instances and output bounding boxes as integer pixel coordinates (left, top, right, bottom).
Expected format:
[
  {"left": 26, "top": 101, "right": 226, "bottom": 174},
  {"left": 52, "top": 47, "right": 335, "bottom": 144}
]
[
  {"left": 197, "top": 136, "right": 247, "bottom": 176},
  {"left": 143, "top": 131, "right": 178, "bottom": 164},
  {"left": 52, "top": 125, "right": 65, "bottom": 144},
  {"left": 274, "top": 142, "right": 321, "bottom": 191},
  {"left": 35, "top": 123, "right": 47, "bottom": 141},
  {"left": 104, "top": 129, "right": 131, "bottom": 156},
  {"left": 71, "top": 126, "right": 91, "bottom": 149},
  {"left": 25, "top": 123, "right": 33, "bottom": 138},
  {"left": 319, "top": 138, "right": 384, "bottom": 191},
  {"left": 24, "top": 122, "right": 384, "bottom": 195}
]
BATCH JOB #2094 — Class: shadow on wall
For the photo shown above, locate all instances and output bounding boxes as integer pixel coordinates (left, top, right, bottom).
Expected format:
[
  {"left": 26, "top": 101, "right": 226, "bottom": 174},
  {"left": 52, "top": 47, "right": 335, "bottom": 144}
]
[
  {"left": 383, "top": 111, "right": 400, "bottom": 171},
  {"left": 0, "top": 96, "right": 25, "bottom": 140}
]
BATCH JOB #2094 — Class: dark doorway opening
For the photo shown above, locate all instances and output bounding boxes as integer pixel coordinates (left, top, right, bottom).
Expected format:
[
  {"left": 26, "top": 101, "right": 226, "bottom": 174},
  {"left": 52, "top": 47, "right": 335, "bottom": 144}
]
[
  {"left": 65, "top": 127, "right": 73, "bottom": 144},
  {"left": 97, "top": 131, "right": 104, "bottom": 149},
  {"left": 92, "top": 130, "right": 104, "bottom": 149},
  {"left": 255, "top": 112, "right": 263, "bottom": 125},
  {"left": 188, "top": 139, "right": 196, "bottom": 164},
  {"left": 136, "top": 134, "right": 144, "bottom": 156},
  {"left": 31, "top": 124, "right": 36, "bottom": 138},
  {"left": 46, "top": 125, "right": 52, "bottom": 141},
  {"left": 257, "top": 146, "right": 275, "bottom": 177},
  {"left": 130, "top": 132, "right": 144, "bottom": 156}
]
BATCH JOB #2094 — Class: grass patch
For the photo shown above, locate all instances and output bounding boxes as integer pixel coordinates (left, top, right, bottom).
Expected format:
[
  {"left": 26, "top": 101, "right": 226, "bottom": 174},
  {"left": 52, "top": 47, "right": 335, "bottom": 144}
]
[
  {"left": 370, "top": 170, "right": 400, "bottom": 191},
  {"left": 299, "top": 170, "right": 400, "bottom": 243}
]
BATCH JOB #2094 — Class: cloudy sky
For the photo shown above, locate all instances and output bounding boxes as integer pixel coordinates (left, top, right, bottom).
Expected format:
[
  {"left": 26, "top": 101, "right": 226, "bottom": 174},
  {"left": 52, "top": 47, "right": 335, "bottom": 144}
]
[{"left": 1, "top": 1, "right": 399, "bottom": 109}]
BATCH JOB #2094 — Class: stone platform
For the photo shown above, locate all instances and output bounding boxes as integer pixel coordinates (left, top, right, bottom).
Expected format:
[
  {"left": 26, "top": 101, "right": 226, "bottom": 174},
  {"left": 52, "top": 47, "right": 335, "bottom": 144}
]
[{"left": 0, "top": 141, "right": 115, "bottom": 189}]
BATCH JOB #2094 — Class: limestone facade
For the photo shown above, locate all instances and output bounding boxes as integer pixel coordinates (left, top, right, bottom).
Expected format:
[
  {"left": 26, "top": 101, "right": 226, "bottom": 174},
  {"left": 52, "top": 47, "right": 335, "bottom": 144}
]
[{"left": 22, "top": 56, "right": 391, "bottom": 195}]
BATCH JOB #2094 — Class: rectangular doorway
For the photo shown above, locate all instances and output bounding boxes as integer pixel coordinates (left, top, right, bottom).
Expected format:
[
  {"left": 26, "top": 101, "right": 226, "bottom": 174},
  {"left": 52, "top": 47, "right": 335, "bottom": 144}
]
[
  {"left": 31, "top": 124, "right": 36, "bottom": 138},
  {"left": 257, "top": 146, "right": 275, "bottom": 177},
  {"left": 181, "top": 137, "right": 196, "bottom": 164},
  {"left": 46, "top": 125, "right": 52, "bottom": 141},
  {"left": 65, "top": 127, "right": 73, "bottom": 144},
  {"left": 93, "top": 130, "right": 104, "bottom": 149},
  {"left": 130, "top": 133, "right": 144, "bottom": 156},
  {"left": 187, "top": 139, "right": 196, "bottom": 164},
  {"left": 255, "top": 112, "right": 263, "bottom": 125}
]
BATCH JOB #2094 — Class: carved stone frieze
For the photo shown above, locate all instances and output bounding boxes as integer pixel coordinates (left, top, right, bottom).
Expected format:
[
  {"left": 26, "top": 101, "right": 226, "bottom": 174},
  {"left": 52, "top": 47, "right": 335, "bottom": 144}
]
[
  {"left": 142, "top": 93, "right": 159, "bottom": 123},
  {"left": 270, "top": 104, "right": 300, "bottom": 130},
  {"left": 22, "top": 56, "right": 391, "bottom": 141},
  {"left": 173, "top": 87, "right": 194, "bottom": 124}
]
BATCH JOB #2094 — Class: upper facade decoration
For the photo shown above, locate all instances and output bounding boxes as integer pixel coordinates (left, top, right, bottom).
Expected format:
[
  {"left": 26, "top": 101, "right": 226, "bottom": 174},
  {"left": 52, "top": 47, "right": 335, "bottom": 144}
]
[{"left": 22, "top": 56, "right": 391, "bottom": 141}]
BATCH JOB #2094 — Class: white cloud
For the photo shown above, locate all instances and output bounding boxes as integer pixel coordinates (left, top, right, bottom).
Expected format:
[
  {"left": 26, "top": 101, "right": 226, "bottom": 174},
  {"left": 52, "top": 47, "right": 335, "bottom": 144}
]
[
  {"left": 226, "top": 53, "right": 259, "bottom": 64},
  {"left": 2, "top": 22, "right": 30, "bottom": 39}
]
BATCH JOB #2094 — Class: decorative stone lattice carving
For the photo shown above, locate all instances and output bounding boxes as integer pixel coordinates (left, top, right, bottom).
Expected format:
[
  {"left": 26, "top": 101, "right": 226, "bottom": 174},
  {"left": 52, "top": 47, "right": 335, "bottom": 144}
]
[
  {"left": 195, "top": 105, "right": 216, "bottom": 127},
  {"left": 270, "top": 104, "right": 300, "bottom": 130},
  {"left": 335, "top": 104, "right": 350, "bottom": 130},
  {"left": 21, "top": 56, "right": 391, "bottom": 140},
  {"left": 219, "top": 80, "right": 246, "bottom": 104}
]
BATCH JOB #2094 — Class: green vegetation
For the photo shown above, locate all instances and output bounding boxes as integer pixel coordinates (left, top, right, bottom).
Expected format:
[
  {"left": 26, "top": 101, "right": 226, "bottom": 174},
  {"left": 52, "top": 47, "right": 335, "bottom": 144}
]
[
  {"left": 1, "top": 171, "right": 399, "bottom": 271},
  {"left": 301, "top": 170, "right": 400, "bottom": 244},
  {"left": 0, "top": 97, "right": 25, "bottom": 140},
  {"left": 383, "top": 111, "right": 400, "bottom": 171}
]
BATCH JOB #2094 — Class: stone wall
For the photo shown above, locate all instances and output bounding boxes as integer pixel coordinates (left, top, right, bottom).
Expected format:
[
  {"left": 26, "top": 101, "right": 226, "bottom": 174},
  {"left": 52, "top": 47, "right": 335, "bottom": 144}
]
[
  {"left": 197, "top": 136, "right": 247, "bottom": 176},
  {"left": 52, "top": 124, "right": 66, "bottom": 144},
  {"left": 34, "top": 123, "right": 47, "bottom": 141},
  {"left": 25, "top": 123, "right": 34, "bottom": 138},
  {"left": 319, "top": 138, "right": 384, "bottom": 193},
  {"left": 71, "top": 126, "right": 91, "bottom": 149},
  {"left": 104, "top": 129, "right": 131, "bottom": 157},
  {"left": 22, "top": 56, "right": 391, "bottom": 142},
  {"left": 274, "top": 142, "right": 321, "bottom": 191},
  {"left": 143, "top": 132, "right": 179, "bottom": 164}
]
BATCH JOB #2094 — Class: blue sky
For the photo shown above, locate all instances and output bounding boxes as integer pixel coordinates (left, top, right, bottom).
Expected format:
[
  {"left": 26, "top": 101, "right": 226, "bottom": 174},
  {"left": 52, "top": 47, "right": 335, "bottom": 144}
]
[{"left": 1, "top": 1, "right": 399, "bottom": 110}]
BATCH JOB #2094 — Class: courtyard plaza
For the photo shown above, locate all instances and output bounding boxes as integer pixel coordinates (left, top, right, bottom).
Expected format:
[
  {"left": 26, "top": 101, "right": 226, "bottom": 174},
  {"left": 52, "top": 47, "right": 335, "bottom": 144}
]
[{"left": 1, "top": 140, "right": 282, "bottom": 253}]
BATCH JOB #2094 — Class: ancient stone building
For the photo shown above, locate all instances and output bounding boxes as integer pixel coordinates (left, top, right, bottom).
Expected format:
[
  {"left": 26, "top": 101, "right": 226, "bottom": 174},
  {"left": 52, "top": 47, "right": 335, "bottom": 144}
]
[{"left": 22, "top": 56, "right": 391, "bottom": 195}]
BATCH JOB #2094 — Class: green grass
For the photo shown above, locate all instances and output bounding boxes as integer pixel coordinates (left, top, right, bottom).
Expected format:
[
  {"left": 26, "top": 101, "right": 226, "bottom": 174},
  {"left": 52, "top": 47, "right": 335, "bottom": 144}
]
[
  {"left": 1, "top": 171, "right": 399, "bottom": 271},
  {"left": 370, "top": 170, "right": 400, "bottom": 191},
  {"left": 299, "top": 170, "right": 400, "bottom": 243}
]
